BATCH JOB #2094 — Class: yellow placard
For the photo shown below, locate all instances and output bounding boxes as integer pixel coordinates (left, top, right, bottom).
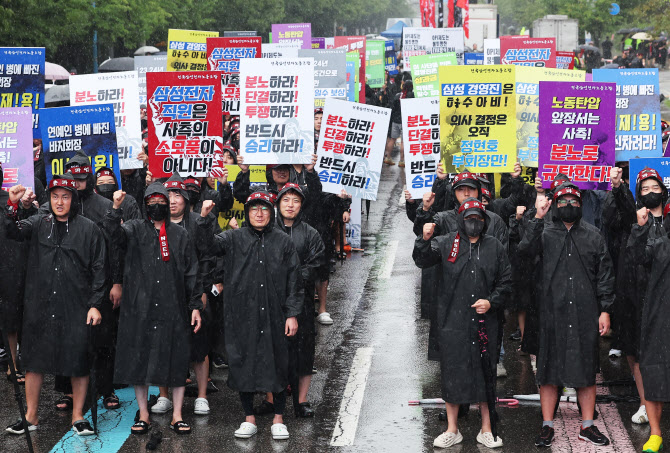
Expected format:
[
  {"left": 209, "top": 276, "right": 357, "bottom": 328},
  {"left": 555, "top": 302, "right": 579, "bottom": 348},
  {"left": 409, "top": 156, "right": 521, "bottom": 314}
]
[
  {"left": 439, "top": 65, "right": 516, "bottom": 174},
  {"left": 217, "top": 165, "right": 266, "bottom": 230},
  {"left": 167, "top": 29, "right": 219, "bottom": 72}
]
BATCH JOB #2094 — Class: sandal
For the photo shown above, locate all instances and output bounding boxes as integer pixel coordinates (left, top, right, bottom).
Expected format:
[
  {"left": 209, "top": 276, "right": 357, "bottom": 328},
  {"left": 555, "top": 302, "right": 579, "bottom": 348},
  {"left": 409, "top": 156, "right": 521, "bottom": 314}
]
[
  {"left": 131, "top": 410, "right": 151, "bottom": 435},
  {"left": 6, "top": 372, "right": 25, "bottom": 385},
  {"left": 103, "top": 393, "right": 120, "bottom": 410},
  {"left": 55, "top": 395, "right": 73, "bottom": 412},
  {"left": 170, "top": 420, "right": 191, "bottom": 435}
]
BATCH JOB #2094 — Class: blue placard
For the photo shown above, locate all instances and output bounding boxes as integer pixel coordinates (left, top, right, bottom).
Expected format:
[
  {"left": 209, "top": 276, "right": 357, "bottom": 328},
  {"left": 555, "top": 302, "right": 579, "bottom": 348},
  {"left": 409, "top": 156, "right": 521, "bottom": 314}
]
[
  {"left": 464, "top": 53, "right": 484, "bottom": 65},
  {"left": 0, "top": 47, "right": 45, "bottom": 139},
  {"left": 628, "top": 157, "right": 670, "bottom": 200},
  {"left": 592, "top": 68, "right": 663, "bottom": 161},
  {"left": 385, "top": 40, "right": 398, "bottom": 75},
  {"left": 41, "top": 104, "right": 121, "bottom": 184},
  {"left": 346, "top": 61, "right": 356, "bottom": 102}
]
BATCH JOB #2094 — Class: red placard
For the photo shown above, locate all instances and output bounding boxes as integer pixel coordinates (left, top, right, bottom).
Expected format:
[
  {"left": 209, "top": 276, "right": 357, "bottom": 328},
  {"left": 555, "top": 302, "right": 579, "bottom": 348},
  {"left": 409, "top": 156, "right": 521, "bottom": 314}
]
[
  {"left": 500, "top": 36, "right": 556, "bottom": 68},
  {"left": 556, "top": 51, "right": 575, "bottom": 70},
  {"left": 206, "top": 37, "right": 262, "bottom": 116},
  {"left": 329, "top": 37, "right": 366, "bottom": 104},
  {"left": 146, "top": 71, "right": 223, "bottom": 178}
]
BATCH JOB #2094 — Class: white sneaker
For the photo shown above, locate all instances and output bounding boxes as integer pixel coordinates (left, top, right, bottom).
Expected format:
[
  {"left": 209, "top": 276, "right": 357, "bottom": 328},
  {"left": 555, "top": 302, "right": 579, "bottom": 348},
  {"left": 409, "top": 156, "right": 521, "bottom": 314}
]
[
  {"left": 234, "top": 422, "right": 257, "bottom": 438},
  {"left": 477, "top": 430, "right": 503, "bottom": 448},
  {"left": 497, "top": 363, "right": 507, "bottom": 377},
  {"left": 609, "top": 348, "right": 622, "bottom": 358},
  {"left": 194, "top": 397, "right": 210, "bottom": 415},
  {"left": 563, "top": 387, "right": 577, "bottom": 397},
  {"left": 271, "top": 423, "right": 289, "bottom": 440},
  {"left": 433, "top": 430, "right": 463, "bottom": 448},
  {"left": 316, "top": 312, "right": 333, "bottom": 325},
  {"left": 150, "top": 396, "right": 173, "bottom": 414},
  {"left": 632, "top": 405, "right": 648, "bottom": 424}
]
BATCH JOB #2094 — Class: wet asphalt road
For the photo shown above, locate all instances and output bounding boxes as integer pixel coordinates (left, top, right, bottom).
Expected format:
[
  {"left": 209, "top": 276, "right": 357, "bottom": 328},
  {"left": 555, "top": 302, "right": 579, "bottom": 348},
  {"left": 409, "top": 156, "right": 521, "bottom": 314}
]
[{"left": 2, "top": 147, "right": 670, "bottom": 453}]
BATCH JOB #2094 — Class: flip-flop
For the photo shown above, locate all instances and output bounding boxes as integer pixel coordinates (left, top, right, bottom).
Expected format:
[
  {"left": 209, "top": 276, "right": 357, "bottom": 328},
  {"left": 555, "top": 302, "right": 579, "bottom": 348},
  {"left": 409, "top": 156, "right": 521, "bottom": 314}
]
[
  {"left": 103, "top": 394, "right": 120, "bottom": 410},
  {"left": 170, "top": 420, "right": 191, "bottom": 435},
  {"left": 55, "top": 395, "right": 73, "bottom": 411}
]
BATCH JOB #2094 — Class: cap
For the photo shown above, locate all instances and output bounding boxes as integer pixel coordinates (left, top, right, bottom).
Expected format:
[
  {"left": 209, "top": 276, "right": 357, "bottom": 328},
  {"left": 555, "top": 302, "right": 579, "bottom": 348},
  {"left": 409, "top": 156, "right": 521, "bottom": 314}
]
[
  {"left": 452, "top": 171, "right": 480, "bottom": 190},
  {"left": 458, "top": 197, "right": 486, "bottom": 218},
  {"left": 553, "top": 185, "right": 582, "bottom": 201}
]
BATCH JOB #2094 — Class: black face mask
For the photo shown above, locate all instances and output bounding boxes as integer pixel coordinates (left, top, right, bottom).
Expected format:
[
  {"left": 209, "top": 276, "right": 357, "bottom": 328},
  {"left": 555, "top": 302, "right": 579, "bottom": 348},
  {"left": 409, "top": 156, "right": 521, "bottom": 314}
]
[
  {"left": 232, "top": 138, "right": 240, "bottom": 150},
  {"left": 146, "top": 203, "right": 169, "bottom": 221},
  {"left": 189, "top": 190, "right": 200, "bottom": 204},
  {"left": 96, "top": 183, "right": 117, "bottom": 201},
  {"left": 640, "top": 192, "right": 663, "bottom": 209},
  {"left": 464, "top": 218, "right": 485, "bottom": 238},
  {"left": 557, "top": 205, "right": 582, "bottom": 223}
]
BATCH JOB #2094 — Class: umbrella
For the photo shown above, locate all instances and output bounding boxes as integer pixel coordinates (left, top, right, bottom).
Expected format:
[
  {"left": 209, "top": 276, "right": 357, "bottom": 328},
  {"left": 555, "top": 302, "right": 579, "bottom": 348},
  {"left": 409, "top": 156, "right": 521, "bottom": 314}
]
[
  {"left": 1, "top": 329, "right": 34, "bottom": 453},
  {"left": 601, "top": 63, "right": 620, "bottom": 69},
  {"left": 98, "top": 57, "right": 134, "bottom": 72},
  {"left": 616, "top": 28, "right": 633, "bottom": 35},
  {"left": 579, "top": 44, "right": 600, "bottom": 53},
  {"left": 477, "top": 315, "right": 500, "bottom": 440},
  {"left": 45, "top": 62, "right": 70, "bottom": 81},
  {"left": 134, "top": 46, "right": 160, "bottom": 56},
  {"left": 631, "top": 32, "right": 654, "bottom": 40},
  {"left": 45, "top": 84, "right": 70, "bottom": 104}
]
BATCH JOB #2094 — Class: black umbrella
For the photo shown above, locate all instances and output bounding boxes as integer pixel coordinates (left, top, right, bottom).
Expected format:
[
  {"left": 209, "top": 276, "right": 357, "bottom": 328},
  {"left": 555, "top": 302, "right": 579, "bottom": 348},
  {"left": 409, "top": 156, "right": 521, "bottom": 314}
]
[
  {"left": 88, "top": 323, "right": 98, "bottom": 434},
  {"left": 579, "top": 44, "right": 600, "bottom": 53},
  {"left": 98, "top": 57, "right": 134, "bottom": 72},
  {"left": 616, "top": 28, "right": 633, "bottom": 35},
  {"left": 477, "top": 314, "right": 500, "bottom": 439},
  {"left": 1, "top": 330, "right": 34, "bottom": 453}
]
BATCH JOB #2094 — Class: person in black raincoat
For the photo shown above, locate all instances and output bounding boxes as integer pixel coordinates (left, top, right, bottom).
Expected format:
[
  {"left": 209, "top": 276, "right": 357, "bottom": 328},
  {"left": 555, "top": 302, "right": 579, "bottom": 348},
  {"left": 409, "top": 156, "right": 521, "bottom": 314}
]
[
  {"left": 603, "top": 167, "right": 667, "bottom": 426},
  {"left": 518, "top": 184, "right": 614, "bottom": 448},
  {"left": 3, "top": 175, "right": 106, "bottom": 436},
  {"left": 196, "top": 191, "right": 303, "bottom": 441},
  {"left": 95, "top": 167, "right": 141, "bottom": 221},
  {"left": 413, "top": 198, "right": 510, "bottom": 449},
  {"left": 103, "top": 183, "right": 203, "bottom": 435},
  {"left": 628, "top": 203, "right": 670, "bottom": 453}
]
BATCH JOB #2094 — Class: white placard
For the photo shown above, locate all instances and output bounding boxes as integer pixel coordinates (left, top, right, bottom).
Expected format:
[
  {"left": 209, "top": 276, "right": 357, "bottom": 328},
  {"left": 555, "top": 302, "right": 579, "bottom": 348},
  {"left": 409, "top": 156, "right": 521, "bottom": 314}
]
[
  {"left": 402, "top": 27, "right": 465, "bottom": 67},
  {"left": 261, "top": 43, "right": 300, "bottom": 59},
  {"left": 401, "top": 97, "right": 440, "bottom": 199},
  {"left": 484, "top": 38, "right": 500, "bottom": 65}
]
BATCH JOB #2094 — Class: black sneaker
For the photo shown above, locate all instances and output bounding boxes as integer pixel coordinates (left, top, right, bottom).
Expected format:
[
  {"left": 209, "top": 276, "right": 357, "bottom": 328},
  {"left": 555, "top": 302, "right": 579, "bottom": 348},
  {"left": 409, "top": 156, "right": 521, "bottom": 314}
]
[
  {"left": 579, "top": 425, "right": 610, "bottom": 446},
  {"left": 509, "top": 329, "right": 522, "bottom": 341},
  {"left": 534, "top": 425, "right": 554, "bottom": 447},
  {"left": 5, "top": 419, "right": 37, "bottom": 435},
  {"left": 212, "top": 355, "right": 228, "bottom": 369},
  {"left": 72, "top": 420, "right": 95, "bottom": 436}
]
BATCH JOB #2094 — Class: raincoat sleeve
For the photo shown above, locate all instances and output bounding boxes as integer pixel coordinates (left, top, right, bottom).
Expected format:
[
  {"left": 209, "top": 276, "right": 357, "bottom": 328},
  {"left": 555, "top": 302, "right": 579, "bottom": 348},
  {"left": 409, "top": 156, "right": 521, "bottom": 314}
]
[
  {"left": 490, "top": 216, "right": 509, "bottom": 251},
  {"left": 595, "top": 234, "right": 615, "bottom": 314},
  {"left": 304, "top": 169, "right": 323, "bottom": 200},
  {"left": 86, "top": 225, "right": 108, "bottom": 309},
  {"left": 232, "top": 169, "right": 252, "bottom": 204},
  {"left": 284, "top": 241, "right": 304, "bottom": 318},
  {"left": 517, "top": 217, "right": 544, "bottom": 258},
  {"left": 195, "top": 214, "right": 231, "bottom": 257},
  {"left": 217, "top": 181, "right": 234, "bottom": 212},
  {"left": 413, "top": 205, "right": 437, "bottom": 237},
  {"left": 602, "top": 184, "right": 636, "bottom": 234},
  {"left": 405, "top": 200, "right": 417, "bottom": 222},
  {"left": 412, "top": 236, "right": 442, "bottom": 268},
  {"left": 628, "top": 222, "right": 653, "bottom": 267},
  {"left": 102, "top": 207, "right": 128, "bottom": 251},
  {"left": 430, "top": 177, "right": 449, "bottom": 212},
  {"left": 3, "top": 210, "right": 40, "bottom": 241},
  {"left": 122, "top": 196, "right": 142, "bottom": 220},
  {"left": 303, "top": 229, "right": 325, "bottom": 283},
  {"left": 489, "top": 240, "right": 512, "bottom": 310},
  {"left": 183, "top": 235, "right": 204, "bottom": 312}
]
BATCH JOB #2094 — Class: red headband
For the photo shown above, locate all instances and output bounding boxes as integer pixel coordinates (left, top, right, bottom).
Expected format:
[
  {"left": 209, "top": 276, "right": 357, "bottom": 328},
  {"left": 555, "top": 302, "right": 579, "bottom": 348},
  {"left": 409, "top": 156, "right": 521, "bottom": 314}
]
[
  {"left": 246, "top": 191, "right": 273, "bottom": 205},
  {"left": 69, "top": 165, "right": 92, "bottom": 175},
  {"left": 553, "top": 186, "right": 582, "bottom": 201},
  {"left": 49, "top": 178, "right": 77, "bottom": 190},
  {"left": 481, "top": 187, "right": 491, "bottom": 199},
  {"left": 184, "top": 177, "right": 201, "bottom": 189},
  {"left": 164, "top": 180, "right": 186, "bottom": 191},
  {"left": 96, "top": 169, "right": 114, "bottom": 178},
  {"left": 458, "top": 199, "right": 486, "bottom": 214},
  {"left": 637, "top": 169, "right": 662, "bottom": 185},
  {"left": 452, "top": 171, "right": 478, "bottom": 185},
  {"left": 551, "top": 178, "right": 569, "bottom": 190},
  {"left": 146, "top": 193, "right": 167, "bottom": 201}
]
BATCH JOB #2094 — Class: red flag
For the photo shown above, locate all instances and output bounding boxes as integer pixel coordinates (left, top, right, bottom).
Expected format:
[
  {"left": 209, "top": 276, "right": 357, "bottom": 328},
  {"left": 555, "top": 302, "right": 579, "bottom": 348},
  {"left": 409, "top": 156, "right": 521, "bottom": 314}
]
[
  {"left": 447, "top": 0, "right": 454, "bottom": 27},
  {"left": 420, "top": 0, "right": 436, "bottom": 27},
  {"left": 457, "top": 0, "right": 470, "bottom": 38}
]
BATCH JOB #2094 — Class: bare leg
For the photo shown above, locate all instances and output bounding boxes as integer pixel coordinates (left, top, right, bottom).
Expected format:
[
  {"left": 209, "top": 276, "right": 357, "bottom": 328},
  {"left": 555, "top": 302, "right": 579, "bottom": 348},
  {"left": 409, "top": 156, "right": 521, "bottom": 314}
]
[
  {"left": 265, "top": 392, "right": 274, "bottom": 404},
  {"left": 298, "top": 375, "right": 312, "bottom": 403},
  {"left": 272, "top": 414, "right": 284, "bottom": 425},
  {"left": 646, "top": 400, "right": 662, "bottom": 436},
  {"left": 171, "top": 386, "right": 185, "bottom": 424},
  {"left": 540, "top": 384, "right": 559, "bottom": 422},
  {"left": 245, "top": 414, "right": 256, "bottom": 424},
  {"left": 158, "top": 386, "right": 169, "bottom": 399},
  {"left": 193, "top": 358, "right": 209, "bottom": 399},
  {"left": 24, "top": 372, "right": 43, "bottom": 425},
  {"left": 317, "top": 280, "right": 328, "bottom": 315},
  {"left": 518, "top": 311, "right": 526, "bottom": 338},
  {"left": 70, "top": 375, "right": 89, "bottom": 424},
  {"left": 134, "top": 385, "right": 150, "bottom": 429},
  {"left": 398, "top": 138, "right": 404, "bottom": 164},
  {"left": 627, "top": 356, "right": 647, "bottom": 406},
  {"left": 480, "top": 402, "right": 492, "bottom": 432},
  {"left": 445, "top": 402, "right": 459, "bottom": 433},
  {"left": 576, "top": 386, "right": 596, "bottom": 422},
  {"left": 384, "top": 137, "right": 395, "bottom": 160}
]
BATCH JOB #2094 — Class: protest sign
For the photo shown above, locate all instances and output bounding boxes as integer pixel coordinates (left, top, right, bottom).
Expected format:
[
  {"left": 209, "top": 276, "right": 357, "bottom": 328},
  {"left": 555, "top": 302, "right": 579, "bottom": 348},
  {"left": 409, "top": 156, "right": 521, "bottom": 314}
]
[
  {"left": 217, "top": 164, "right": 266, "bottom": 230},
  {"left": 629, "top": 157, "right": 670, "bottom": 198},
  {"left": 262, "top": 43, "right": 300, "bottom": 59},
  {"left": 312, "top": 38, "right": 325, "bottom": 49},
  {"left": 411, "top": 53, "right": 458, "bottom": 98},
  {"left": 207, "top": 37, "right": 262, "bottom": 116},
  {"left": 315, "top": 98, "right": 391, "bottom": 200},
  {"left": 272, "top": 23, "right": 312, "bottom": 49},
  {"left": 346, "top": 55, "right": 357, "bottom": 102},
  {"left": 41, "top": 105, "right": 120, "bottom": 183},
  {"left": 385, "top": 40, "right": 398, "bottom": 75},
  {"left": 464, "top": 53, "right": 484, "bottom": 65},
  {"left": 592, "top": 68, "right": 663, "bottom": 160},
  {"left": 223, "top": 31, "right": 257, "bottom": 37},
  {"left": 70, "top": 71, "right": 143, "bottom": 170},
  {"left": 346, "top": 198, "right": 362, "bottom": 248},
  {"left": 500, "top": 37, "right": 556, "bottom": 68},
  {"left": 538, "top": 81, "right": 616, "bottom": 190},
  {"left": 0, "top": 47, "right": 45, "bottom": 139},
  {"left": 328, "top": 37, "right": 366, "bottom": 104},
  {"left": 0, "top": 107, "right": 34, "bottom": 190},
  {"left": 439, "top": 65, "right": 516, "bottom": 173},
  {"left": 402, "top": 27, "right": 465, "bottom": 67},
  {"left": 516, "top": 67, "right": 585, "bottom": 167},
  {"left": 365, "top": 41, "right": 386, "bottom": 88},
  {"left": 239, "top": 58, "right": 314, "bottom": 165},
  {"left": 167, "top": 29, "right": 219, "bottom": 71},
  {"left": 298, "top": 49, "right": 347, "bottom": 108},
  {"left": 484, "top": 38, "right": 500, "bottom": 65},
  {"left": 556, "top": 51, "right": 575, "bottom": 70},
  {"left": 135, "top": 55, "right": 167, "bottom": 105},
  {"left": 146, "top": 71, "right": 222, "bottom": 178},
  {"left": 402, "top": 97, "right": 440, "bottom": 199}
]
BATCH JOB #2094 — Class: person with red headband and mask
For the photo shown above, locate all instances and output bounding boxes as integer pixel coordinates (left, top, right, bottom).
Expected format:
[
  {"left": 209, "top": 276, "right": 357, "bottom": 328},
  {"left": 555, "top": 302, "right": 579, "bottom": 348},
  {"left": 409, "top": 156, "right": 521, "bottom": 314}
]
[
  {"left": 103, "top": 183, "right": 203, "bottom": 435},
  {"left": 519, "top": 183, "right": 614, "bottom": 448},
  {"left": 3, "top": 175, "right": 106, "bottom": 437},
  {"left": 414, "top": 197, "right": 511, "bottom": 449}
]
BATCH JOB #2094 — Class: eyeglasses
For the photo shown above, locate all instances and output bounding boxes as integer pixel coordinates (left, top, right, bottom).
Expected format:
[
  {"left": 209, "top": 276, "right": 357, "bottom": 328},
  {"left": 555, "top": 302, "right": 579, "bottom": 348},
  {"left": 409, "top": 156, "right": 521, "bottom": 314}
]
[
  {"left": 249, "top": 206, "right": 270, "bottom": 213},
  {"left": 557, "top": 199, "right": 581, "bottom": 207}
]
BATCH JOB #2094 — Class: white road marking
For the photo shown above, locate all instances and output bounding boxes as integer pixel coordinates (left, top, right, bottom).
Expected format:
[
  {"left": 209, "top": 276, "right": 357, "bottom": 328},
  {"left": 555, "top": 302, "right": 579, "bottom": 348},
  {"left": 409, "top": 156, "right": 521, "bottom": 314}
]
[
  {"left": 377, "top": 240, "right": 398, "bottom": 279},
  {"left": 398, "top": 190, "right": 406, "bottom": 206},
  {"left": 330, "top": 347, "right": 375, "bottom": 447}
]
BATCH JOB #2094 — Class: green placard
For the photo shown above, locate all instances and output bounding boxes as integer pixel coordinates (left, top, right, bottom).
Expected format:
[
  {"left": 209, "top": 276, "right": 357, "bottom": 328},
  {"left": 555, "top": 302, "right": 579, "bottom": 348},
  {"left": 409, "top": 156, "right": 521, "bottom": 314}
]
[
  {"left": 411, "top": 53, "right": 458, "bottom": 98},
  {"left": 365, "top": 40, "right": 386, "bottom": 88},
  {"left": 347, "top": 51, "right": 360, "bottom": 103}
]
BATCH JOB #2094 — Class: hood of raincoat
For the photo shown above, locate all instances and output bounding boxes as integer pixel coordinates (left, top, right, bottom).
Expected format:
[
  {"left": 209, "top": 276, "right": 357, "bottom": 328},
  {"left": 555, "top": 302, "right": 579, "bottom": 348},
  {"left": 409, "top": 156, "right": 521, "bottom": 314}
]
[
  {"left": 164, "top": 172, "right": 190, "bottom": 202},
  {"left": 144, "top": 182, "right": 171, "bottom": 225},
  {"left": 276, "top": 183, "right": 305, "bottom": 229},
  {"left": 244, "top": 190, "right": 275, "bottom": 233},
  {"left": 456, "top": 197, "right": 489, "bottom": 238},
  {"left": 635, "top": 168, "right": 668, "bottom": 210},
  {"left": 47, "top": 173, "right": 80, "bottom": 220}
]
